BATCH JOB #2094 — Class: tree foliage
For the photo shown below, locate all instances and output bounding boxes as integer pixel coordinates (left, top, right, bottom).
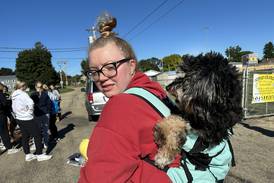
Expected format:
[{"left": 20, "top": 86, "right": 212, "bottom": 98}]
[
  {"left": 225, "top": 45, "right": 242, "bottom": 62},
  {"left": 15, "top": 42, "right": 59, "bottom": 89},
  {"left": 81, "top": 58, "right": 89, "bottom": 75},
  {"left": 69, "top": 74, "right": 82, "bottom": 86},
  {"left": 0, "top": 67, "right": 15, "bottom": 76},
  {"left": 240, "top": 51, "right": 253, "bottom": 56},
  {"left": 263, "top": 41, "right": 274, "bottom": 59},
  {"left": 162, "top": 54, "right": 182, "bottom": 71},
  {"left": 138, "top": 57, "right": 160, "bottom": 72}
]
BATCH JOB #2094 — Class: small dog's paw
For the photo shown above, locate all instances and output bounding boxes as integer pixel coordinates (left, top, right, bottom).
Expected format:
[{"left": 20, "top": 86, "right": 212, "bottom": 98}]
[{"left": 154, "top": 151, "right": 172, "bottom": 169}]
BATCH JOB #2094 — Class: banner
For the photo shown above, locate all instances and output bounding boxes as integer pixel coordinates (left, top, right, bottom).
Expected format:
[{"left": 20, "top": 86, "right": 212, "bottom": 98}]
[{"left": 252, "top": 74, "right": 274, "bottom": 103}]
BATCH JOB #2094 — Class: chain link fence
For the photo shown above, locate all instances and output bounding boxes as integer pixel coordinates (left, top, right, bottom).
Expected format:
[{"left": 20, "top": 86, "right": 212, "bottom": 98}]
[{"left": 242, "top": 64, "right": 274, "bottom": 119}]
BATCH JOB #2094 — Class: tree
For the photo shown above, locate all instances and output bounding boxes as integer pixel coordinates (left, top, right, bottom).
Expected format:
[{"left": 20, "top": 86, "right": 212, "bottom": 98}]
[
  {"left": 225, "top": 45, "right": 242, "bottom": 62},
  {"left": 162, "top": 54, "right": 182, "bottom": 71},
  {"left": 149, "top": 57, "right": 162, "bottom": 70},
  {"left": 181, "top": 54, "right": 193, "bottom": 62},
  {"left": 81, "top": 58, "right": 89, "bottom": 75},
  {"left": 138, "top": 58, "right": 160, "bottom": 72},
  {"left": 0, "top": 68, "right": 15, "bottom": 76},
  {"left": 240, "top": 51, "right": 253, "bottom": 57},
  {"left": 15, "top": 42, "right": 59, "bottom": 89},
  {"left": 70, "top": 74, "right": 82, "bottom": 86},
  {"left": 263, "top": 41, "right": 274, "bottom": 59}
]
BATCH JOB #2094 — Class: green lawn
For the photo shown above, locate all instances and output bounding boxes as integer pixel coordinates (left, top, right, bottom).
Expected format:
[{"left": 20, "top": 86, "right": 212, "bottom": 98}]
[{"left": 59, "top": 87, "right": 74, "bottom": 93}]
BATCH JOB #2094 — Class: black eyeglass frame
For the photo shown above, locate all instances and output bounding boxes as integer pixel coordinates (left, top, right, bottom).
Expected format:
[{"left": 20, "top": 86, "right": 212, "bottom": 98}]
[{"left": 86, "top": 58, "right": 132, "bottom": 81}]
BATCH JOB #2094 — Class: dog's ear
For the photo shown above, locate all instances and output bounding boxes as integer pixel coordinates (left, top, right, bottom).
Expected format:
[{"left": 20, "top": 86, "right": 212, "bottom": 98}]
[{"left": 154, "top": 124, "right": 166, "bottom": 148}]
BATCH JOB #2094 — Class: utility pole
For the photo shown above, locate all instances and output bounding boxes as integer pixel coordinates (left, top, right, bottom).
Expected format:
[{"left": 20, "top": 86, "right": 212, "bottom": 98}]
[
  {"left": 85, "top": 25, "right": 96, "bottom": 82},
  {"left": 57, "top": 61, "right": 68, "bottom": 88},
  {"left": 64, "top": 61, "right": 68, "bottom": 86},
  {"left": 57, "top": 61, "right": 63, "bottom": 89},
  {"left": 86, "top": 26, "right": 96, "bottom": 47}
]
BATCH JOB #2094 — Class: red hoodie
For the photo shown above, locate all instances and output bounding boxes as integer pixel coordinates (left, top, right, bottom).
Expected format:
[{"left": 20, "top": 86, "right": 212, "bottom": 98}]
[{"left": 79, "top": 72, "right": 171, "bottom": 183}]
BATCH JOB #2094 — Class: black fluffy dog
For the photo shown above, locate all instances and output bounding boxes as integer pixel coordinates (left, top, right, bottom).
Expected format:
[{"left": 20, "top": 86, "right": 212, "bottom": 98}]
[{"left": 154, "top": 52, "right": 243, "bottom": 168}]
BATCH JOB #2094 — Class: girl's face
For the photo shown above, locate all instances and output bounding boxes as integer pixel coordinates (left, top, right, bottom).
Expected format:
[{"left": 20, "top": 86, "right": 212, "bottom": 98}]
[{"left": 89, "top": 42, "right": 136, "bottom": 98}]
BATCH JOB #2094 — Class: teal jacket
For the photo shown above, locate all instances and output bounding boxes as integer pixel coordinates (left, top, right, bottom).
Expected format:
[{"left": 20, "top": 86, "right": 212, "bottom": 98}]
[
  {"left": 125, "top": 87, "right": 233, "bottom": 183},
  {"left": 167, "top": 132, "right": 232, "bottom": 183}
]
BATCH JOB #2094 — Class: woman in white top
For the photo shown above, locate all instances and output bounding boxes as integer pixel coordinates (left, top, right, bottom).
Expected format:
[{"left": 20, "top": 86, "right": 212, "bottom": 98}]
[{"left": 11, "top": 81, "right": 52, "bottom": 162}]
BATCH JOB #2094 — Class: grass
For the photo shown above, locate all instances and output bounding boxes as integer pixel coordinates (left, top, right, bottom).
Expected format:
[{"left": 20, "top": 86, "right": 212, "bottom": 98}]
[{"left": 59, "top": 87, "right": 74, "bottom": 93}]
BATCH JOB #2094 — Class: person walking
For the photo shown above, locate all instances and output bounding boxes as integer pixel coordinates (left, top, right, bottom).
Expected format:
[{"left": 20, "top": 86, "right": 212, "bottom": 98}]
[
  {"left": 11, "top": 81, "right": 52, "bottom": 161},
  {"left": 0, "top": 83, "right": 20, "bottom": 154}
]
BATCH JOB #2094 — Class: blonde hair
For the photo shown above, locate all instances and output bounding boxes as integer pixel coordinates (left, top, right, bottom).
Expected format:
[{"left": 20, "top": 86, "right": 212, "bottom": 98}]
[
  {"left": 89, "top": 12, "right": 137, "bottom": 62},
  {"left": 15, "top": 81, "right": 26, "bottom": 90}
]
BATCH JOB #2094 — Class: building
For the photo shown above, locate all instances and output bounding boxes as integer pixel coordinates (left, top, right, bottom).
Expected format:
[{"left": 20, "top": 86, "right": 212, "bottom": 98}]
[
  {"left": 144, "top": 70, "right": 161, "bottom": 81},
  {"left": 155, "top": 71, "right": 178, "bottom": 88},
  {"left": 0, "top": 75, "right": 17, "bottom": 91},
  {"left": 242, "top": 53, "right": 258, "bottom": 65},
  {"left": 144, "top": 70, "right": 179, "bottom": 88}
]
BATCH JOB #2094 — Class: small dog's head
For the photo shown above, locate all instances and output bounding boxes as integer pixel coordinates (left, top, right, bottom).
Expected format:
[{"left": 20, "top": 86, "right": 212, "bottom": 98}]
[
  {"left": 154, "top": 115, "right": 187, "bottom": 151},
  {"left": 167, "top": 52, "right": 243, "bottom": 145}
]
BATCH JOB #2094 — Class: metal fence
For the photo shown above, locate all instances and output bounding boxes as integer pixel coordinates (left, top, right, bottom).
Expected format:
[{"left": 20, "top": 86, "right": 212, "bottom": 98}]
[{"left": 242, "top": 65, "right": 274, "bottom": 119}]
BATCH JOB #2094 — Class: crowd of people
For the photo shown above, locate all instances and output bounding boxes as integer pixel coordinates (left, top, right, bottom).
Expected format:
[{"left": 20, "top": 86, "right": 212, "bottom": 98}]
[{"left": 0, "top": 81, "right": 61, "bottom": 162}]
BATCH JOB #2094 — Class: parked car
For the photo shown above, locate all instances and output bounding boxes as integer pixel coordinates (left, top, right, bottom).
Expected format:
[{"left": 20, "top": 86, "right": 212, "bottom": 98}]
[{"left": 85, "top": 79, "right": 108, "bottom": 121}]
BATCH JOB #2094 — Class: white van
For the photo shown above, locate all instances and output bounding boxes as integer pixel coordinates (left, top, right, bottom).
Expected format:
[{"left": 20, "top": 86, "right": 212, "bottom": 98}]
[{"left": 84, "top": 79, "right": 108, "bottom": 121}]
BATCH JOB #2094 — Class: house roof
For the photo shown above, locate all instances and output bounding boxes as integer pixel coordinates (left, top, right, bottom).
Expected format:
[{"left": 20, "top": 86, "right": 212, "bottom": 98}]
[{"left": 144, "top": 70, "right": 161, "bottom": 77}]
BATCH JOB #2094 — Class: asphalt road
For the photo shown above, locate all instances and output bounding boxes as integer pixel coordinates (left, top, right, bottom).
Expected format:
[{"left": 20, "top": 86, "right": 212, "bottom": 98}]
[{"left": 0, "top": 87, "right": 95, "bottom": 183}]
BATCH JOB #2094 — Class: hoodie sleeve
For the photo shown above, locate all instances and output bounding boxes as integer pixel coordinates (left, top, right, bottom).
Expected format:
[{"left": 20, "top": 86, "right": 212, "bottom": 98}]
[{"left": 79, "top": 94, "right": 171, "bottom": 183}]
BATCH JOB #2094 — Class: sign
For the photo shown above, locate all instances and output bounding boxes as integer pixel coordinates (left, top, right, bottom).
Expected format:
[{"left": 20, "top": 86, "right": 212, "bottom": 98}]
[
  {"left": 242, "top": 53, "right": 258, "bottom": 66},
  {"left": 252, "top": 74, "right": 274, "bottom": 103}
]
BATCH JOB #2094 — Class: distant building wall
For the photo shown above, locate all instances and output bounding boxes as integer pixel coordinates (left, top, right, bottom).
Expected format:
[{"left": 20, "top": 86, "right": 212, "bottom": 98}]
[
  {"left": 0, "top": 75, "right": 17, "bottom": 92},
  {"left": 155, "top": 71, "right": 177, "bottom": 88}
]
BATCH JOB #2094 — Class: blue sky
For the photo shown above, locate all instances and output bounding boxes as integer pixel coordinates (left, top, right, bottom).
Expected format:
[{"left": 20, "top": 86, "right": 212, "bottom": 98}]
[{"left": 1, "top": 0, "right": 273, "bottom": 76}]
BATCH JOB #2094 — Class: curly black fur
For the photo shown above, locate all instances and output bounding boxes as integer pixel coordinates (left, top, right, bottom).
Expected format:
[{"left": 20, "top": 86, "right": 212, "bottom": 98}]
[{"left": 170, "top": 52, "right": 243, "bottom": 146}]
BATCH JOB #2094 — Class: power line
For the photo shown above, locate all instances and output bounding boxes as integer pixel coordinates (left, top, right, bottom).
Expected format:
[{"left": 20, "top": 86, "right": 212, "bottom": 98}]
[
  {"left": 0, "top": 57, "right": 16, "bottom": 59},
  {"left": 0, "top": 46, "right": 87, "bottom": 50},
  {"left": 128, "top": 0, "right": 186, "bottom": 41},
  {"left": 123, "top": 0, "right": 169, "bottom": 38},
  {"left": 0, "top": 45, "right": 88, "bottom": 54},
  {"left": 49, "top": 49, "right": 86, "bottom": 52},
  {"left": 0, "top": 57, "right": 85, "bottom": 60},
  {"left": 0, "top": 49, "right": 86, "bottom": 53}
]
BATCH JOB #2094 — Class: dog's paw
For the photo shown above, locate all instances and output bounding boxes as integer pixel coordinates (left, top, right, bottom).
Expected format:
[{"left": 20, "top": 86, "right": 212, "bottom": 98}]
[{"left": 154, "top": 151, "right": 173, "bottom": 169}]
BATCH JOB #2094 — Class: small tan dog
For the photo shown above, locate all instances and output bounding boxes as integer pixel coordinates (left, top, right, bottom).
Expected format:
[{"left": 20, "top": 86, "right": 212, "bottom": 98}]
[{"left": 154, "top": 115, "right": 187, "bottom": 169}]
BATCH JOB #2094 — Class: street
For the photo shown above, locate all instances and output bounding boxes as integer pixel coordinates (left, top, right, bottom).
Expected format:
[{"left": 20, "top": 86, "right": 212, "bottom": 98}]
[{"left": 0, "top": 87, "right": 274, "bottom": 183}]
